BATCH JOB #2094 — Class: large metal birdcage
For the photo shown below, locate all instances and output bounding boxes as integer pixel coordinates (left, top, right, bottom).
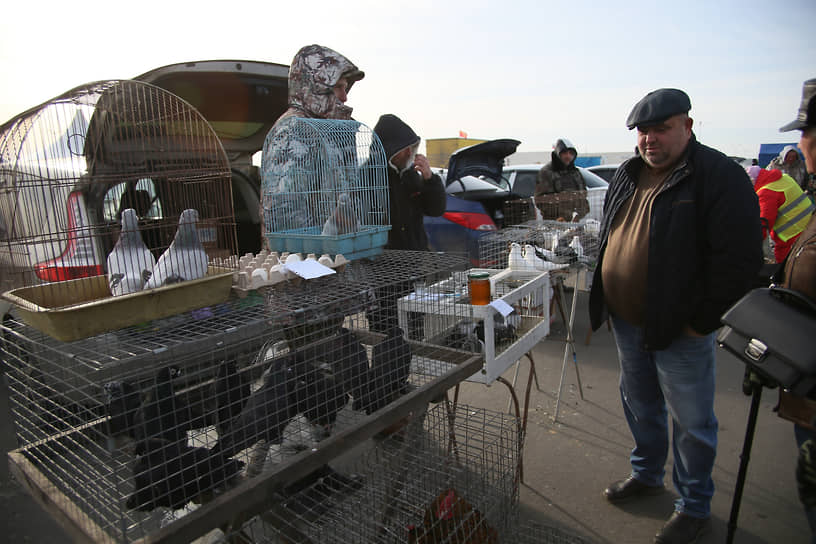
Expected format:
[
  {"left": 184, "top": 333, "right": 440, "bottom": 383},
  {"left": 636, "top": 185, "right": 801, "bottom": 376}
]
[
  {"left": 261, "top": 117, "right": 390, "bottom": 260},
  {"left": 2, "top": 250, "right": 497, "bottom": 543},
  {"left": 0, "top": 80, "right": 238, "bottom": 340}
]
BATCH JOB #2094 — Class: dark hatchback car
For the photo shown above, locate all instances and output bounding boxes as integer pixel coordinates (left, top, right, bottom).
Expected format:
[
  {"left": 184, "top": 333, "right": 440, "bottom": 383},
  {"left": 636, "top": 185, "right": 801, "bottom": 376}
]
[{"left": 423, "top": 139, "right": 520, "bottom": 265}]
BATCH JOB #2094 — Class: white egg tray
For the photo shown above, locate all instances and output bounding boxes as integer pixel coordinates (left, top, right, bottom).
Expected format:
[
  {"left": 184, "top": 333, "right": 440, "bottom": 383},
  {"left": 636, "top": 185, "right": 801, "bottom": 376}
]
[{"left": 212, "top": 250, "right": 349, "bottom": 296}]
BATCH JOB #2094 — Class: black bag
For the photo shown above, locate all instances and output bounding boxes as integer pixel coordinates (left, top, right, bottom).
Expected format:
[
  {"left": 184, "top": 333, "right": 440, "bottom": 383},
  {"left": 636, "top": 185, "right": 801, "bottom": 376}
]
[{"left": 718, "top": 287, "right": 816, "bottom": 397}]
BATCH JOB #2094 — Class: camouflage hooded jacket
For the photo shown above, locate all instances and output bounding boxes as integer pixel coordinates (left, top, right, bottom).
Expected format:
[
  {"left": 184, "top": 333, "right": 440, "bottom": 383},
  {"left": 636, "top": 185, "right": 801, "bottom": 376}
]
[{"left": 261, "top": 45, "right": 365, "bottom": 244}]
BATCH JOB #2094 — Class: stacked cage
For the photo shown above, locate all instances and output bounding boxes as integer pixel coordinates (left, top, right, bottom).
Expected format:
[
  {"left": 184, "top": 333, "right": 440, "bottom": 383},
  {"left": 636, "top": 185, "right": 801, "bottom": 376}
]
[
  {"left": 0, "top": 80, "right": 238, "bottom": 340},
  {"left": 261, "top": 118, "right": 390, "bottom": 261},
  {"left": 1, "top": 250, "right": 515, "bottom": 543}
]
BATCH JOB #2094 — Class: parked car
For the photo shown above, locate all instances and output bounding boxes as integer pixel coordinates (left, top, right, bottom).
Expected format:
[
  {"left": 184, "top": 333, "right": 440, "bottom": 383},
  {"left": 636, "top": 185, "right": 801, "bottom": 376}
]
[
  {"left": 502, "top": 164, "right": 608, "bottom": 222},
  {"left": 0, "top": 61, "right": 289, "bottom": 317},
  {"left": 586, "top": 163, "right": 620, "bottom": 183},
  {"left": 424, "top": 139, "right": 520, "bottom": 265}
]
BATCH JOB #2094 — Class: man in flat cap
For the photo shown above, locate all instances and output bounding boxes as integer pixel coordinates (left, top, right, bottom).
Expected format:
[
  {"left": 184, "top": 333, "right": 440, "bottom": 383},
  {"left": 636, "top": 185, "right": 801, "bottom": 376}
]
[{"left": 589, "top": 88, "right": 762, "bottom": 543}]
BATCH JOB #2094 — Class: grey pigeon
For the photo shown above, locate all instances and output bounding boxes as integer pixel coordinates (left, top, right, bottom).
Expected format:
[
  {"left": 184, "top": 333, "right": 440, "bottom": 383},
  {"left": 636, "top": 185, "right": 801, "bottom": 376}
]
[
  {"left": 321, "top": 193, "right": 359, "bottom": 236},
  {"left": 145, "top": 209, "right": 208, "bottom": 289},
  {"left": 107, "top": 208, "right": 155, "bottom": 296}
]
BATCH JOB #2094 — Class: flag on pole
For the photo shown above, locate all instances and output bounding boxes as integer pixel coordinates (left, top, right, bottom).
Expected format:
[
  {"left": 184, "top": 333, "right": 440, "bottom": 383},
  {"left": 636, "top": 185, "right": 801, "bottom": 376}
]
[{"left": 458, "top": 130, "right": 468, "bottom": 138}]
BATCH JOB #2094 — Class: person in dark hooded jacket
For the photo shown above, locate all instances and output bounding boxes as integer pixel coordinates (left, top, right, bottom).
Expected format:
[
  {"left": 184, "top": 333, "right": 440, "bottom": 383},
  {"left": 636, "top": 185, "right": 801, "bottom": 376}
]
[
  {"left": 535, "top": 138, "right": 586, "bottom": 195},
  {"left": 373, "top": 114, "right": 445, "bottom": 251}
]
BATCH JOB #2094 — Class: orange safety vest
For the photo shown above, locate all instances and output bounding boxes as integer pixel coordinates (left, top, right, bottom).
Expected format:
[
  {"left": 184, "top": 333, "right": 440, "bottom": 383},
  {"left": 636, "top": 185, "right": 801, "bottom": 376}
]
[{"left": 757, "top": 174, "right": 815, "bottom": 241}]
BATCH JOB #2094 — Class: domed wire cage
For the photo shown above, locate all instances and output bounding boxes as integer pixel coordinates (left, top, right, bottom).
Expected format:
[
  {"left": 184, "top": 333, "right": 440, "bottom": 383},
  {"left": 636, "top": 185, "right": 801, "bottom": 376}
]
[
  {"left": 0, "top": 80, "right": 238, "bottom": 338},
  {"left": 261, "top": 117, "right": 390, "bottom": 260}
]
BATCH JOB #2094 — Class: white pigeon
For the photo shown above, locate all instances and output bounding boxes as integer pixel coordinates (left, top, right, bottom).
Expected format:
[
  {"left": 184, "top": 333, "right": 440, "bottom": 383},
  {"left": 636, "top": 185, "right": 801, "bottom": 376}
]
[
  {"left": 322, "top": 193, "right": 359, "bottom": 236},
  {"left": 569, "top": 236, "right": 584, "bottom": 258},
  {"left": 145, "top": 209, "right": 208, "bottom": 289},
  {"left": 523, "top": 244, "right": 543, "bottom": 270},
  {"left": 508, "top": 242, "right": 525, "bottom": 270},
  {"left": 107, "top": 208, "right": 155, "bottom": 296}
]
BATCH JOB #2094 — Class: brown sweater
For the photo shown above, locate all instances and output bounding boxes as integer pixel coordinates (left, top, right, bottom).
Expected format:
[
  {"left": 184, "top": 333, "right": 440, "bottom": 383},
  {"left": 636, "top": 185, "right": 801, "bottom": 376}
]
[{"left": 601, "top": 167, "right": 667, "bottom": 326}]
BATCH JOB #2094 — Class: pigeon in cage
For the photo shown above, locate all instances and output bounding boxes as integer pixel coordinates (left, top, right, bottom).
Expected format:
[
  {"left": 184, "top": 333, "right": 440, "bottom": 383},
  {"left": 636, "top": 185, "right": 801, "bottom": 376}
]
[
  {"left": 211, "top": 349, "right": 347, "bottom": 458},
  {"left": 126, "top": 438, "right": 245, "bottom": 512},
  {"left": 321, "top": 192, "right": 359, "bottom": 236},
  {"left": 103, "top": 380, "right": 142, "bottom": 444},
  {"left": 507, "top": 242, "right": 525, "bottom": 270},
  {"left": 107, "top": 208, "right": 156, "bottom": 296},
  {"left": 407, "top": 488, "right": 499, "bottom": 544},
  {"left": 354, "top": 326, "right": 412, "bottom": 414},
  {"left": 132, "top": 366, "right": 208, "bottom": 452},
  {"left": 476, "top": 311, "right": 520, "bottom": 346},
  {"left": 214, "top": 360, "right": 251, "bottom": 437},
  {"left": 333, "top": 327, "right": 370, "bottom": 401},
  {"left": 145, "top": 209, "right": 208, "bottom": 289}
]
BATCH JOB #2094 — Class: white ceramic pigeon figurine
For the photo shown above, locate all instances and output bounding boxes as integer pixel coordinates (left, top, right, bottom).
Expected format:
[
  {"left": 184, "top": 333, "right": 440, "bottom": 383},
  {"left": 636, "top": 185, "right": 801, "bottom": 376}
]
[
  {"left": 322, "top": 193, "right": 359, "bottom": 236},
  {"left": 107, "top": 208, "right": 155, "bottom": 296},
  {"left": 145, "top": 209, "right": 208, "bottom": 289},
  {"left": 508, "top": 242, "right": 525, "bottom": 270}
]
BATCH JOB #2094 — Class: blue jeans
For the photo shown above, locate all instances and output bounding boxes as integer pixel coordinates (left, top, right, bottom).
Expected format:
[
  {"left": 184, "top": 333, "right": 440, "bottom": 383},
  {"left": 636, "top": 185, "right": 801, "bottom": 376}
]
[{"left": 611, "top": 316, "right": 718, "bottom": 519}]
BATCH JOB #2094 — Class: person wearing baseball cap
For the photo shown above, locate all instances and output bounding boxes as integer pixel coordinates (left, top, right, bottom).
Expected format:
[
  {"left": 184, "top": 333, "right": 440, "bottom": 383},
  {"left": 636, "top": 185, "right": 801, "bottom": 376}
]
[
  {"left": 589, "top": 88, "right": 763, "bottom": 543},
  {"left": 779, "top": 77, "right": 816, "bottom": 544}
]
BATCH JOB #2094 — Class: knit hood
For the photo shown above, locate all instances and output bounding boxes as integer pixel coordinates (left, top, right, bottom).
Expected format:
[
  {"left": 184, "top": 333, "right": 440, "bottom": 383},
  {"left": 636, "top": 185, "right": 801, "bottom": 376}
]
[
  {"left": 373, "top": 114, "right": 420, "bottom": 162},
  {"left": 285, "top": 44, "right": 364, "bottom": 120},
  {"left": 550, "top": 138, "right": 577, "bottom": 171}
]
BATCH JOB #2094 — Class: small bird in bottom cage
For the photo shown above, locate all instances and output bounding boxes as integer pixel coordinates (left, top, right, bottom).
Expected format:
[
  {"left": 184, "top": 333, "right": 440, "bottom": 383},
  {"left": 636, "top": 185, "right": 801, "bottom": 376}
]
[
  {"left": 354, "top": 326, "right": 412, "bottom": 414},
  {"left": 126, "top": 438, "right": 245, "bottom": 512},
  {"left": 407, "top": 488, "right": 499, "bottom": 544},
  {"left": 107, "top": 208, "right": 156, "bottom": 296},
  {"left": 321, "top": 193, "right": 359, "bottom": 236},
  {"left": 145, "top": 209, "right": 208, "bottom": 289}
]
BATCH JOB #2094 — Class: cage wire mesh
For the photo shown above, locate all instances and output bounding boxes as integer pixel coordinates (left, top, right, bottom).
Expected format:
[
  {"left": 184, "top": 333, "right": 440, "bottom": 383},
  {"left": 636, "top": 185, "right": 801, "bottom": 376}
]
[
  {"left": 0, "top": 79, "right": 237, "bottom": 334},
  {"left": 261, "top": 117, "right": 389, "bottom": 261},
  {"left": 0, "top": 250, "right": 500, "bottom": 543},
  {"left": 500, "top": 189, "right": 603, "bottom": 226},
  {"left": 205, "top": 402, "right": 520, "bottom": 544}
]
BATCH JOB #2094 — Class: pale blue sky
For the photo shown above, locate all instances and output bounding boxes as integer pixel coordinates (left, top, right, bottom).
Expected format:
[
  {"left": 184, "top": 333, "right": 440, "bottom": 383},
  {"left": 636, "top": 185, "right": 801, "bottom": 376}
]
[{"left": 2, "top": 0, "right": 814, "bottom": 158}]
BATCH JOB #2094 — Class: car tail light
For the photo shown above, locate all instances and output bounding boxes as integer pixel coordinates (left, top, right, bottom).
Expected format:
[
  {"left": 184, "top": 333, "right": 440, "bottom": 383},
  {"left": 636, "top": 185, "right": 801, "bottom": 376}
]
[
  {"left": 442, "top": 211, "right": 497, "bottom": 231},
  {"left": 35, "top": 192, "right": 104, "bottom": 282}
]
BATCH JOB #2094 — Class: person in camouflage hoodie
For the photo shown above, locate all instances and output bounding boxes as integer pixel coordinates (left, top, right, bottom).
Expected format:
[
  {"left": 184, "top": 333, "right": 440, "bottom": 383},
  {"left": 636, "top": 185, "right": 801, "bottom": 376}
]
[{"left": 261, "top": 44, "right": 365, "bottom": 246}]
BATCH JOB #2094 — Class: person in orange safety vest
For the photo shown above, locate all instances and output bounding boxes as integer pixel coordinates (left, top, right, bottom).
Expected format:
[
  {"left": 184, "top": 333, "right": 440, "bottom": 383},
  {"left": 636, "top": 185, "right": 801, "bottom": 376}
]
[{"left": 754, "top": 168, "right": 815, "bottom": 262}]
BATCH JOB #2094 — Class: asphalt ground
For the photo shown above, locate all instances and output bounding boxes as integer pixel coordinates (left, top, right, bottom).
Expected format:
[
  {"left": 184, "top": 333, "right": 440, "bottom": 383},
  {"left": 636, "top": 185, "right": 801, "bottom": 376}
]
[{"left": 1, "top": 288, "right": 809, "bottom": 543}]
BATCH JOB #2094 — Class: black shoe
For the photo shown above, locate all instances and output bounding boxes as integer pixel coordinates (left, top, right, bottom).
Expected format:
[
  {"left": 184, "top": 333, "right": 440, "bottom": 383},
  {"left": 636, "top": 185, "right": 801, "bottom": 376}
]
[
  {"left": 603, "top": 476, "right": 664, "bottom": 503},
  {"left": 654, "top": 511, "right": 711, "bottom": 544}
]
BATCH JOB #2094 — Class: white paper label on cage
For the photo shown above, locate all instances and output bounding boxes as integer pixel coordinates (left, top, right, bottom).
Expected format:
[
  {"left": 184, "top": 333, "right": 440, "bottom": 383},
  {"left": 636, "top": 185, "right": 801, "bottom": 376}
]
[
  {"left": 284, "top": 260, "right": 335, "bottom": 279},
  {"left": 489, "top": 299, "right": 514, "bottom": 317}
]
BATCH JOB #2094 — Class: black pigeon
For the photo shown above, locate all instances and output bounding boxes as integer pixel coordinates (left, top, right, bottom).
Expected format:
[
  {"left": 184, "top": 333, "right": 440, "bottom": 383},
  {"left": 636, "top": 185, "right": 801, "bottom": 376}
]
[
  {"left": 210, "top": 351, "right": 309, "bottom": 458},
  {"left": 103, "top": 380, "right": 141, "bottom": 440},
  {"left": 333, "top": 327, "right": 370, "bottom": 401},
  {"left": 132, "top": 366, "right": 206, "bottom": 451},
  {"left": 355, "top": 327, "right": 413, "bottom": 414},
  {"left": 214, "top": 360, "right": 250, "bottom": 437},
  {"left": 126, "top": 438, "right": 244, "bottom": 511},
  {"left": 298, "top": 366, "right": 349, "bottom": 433}
]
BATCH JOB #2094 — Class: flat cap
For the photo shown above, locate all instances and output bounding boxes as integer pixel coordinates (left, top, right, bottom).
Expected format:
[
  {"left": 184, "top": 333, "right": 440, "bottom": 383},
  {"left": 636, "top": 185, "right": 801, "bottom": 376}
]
[
  {"left": 626, "top": 88, "right": 691, "bottom": 130},
  {"left": 779, "top": 78, "right": 816, "bottom": 132}
]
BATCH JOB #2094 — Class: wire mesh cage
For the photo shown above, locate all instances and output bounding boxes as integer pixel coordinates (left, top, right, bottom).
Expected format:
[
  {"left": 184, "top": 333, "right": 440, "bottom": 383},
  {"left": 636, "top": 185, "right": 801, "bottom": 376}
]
[
  {"left": 261, "top": 117, "right": 390, "bottom": 261},
  {"left": 0, "top": 80, "right": 237, "bottom": 340},
  {"left": 500, "top": 190, "right": 605, "bottom": 227},
  {"left": 194, "top": 402, "right": 520, "bottom": 544},
  {"left": 1, "top": 250, "right": 495, "bottom": 543}
]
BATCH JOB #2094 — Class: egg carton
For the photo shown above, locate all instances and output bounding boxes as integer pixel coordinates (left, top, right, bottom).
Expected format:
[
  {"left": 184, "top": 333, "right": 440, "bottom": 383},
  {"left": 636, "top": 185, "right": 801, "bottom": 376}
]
[{"left": 212, "top": 250, "right": 349, "bottom": 296}]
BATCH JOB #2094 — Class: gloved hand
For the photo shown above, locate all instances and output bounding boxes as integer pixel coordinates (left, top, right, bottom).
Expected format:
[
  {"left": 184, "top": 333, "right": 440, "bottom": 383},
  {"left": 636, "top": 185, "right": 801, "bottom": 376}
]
[{"left": 797, "top": 438, "right": 816, "bottom": 509}]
